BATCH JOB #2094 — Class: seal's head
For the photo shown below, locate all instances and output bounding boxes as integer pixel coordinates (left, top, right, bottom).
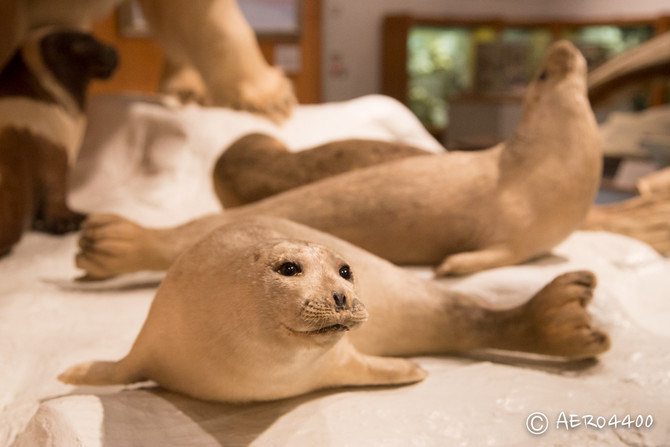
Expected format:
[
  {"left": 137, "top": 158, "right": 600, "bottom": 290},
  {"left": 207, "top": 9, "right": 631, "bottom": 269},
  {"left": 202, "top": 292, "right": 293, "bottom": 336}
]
[
  {"left": 525, "top": 40, "right": 588, "bottom": 111},
  {"left": 256, "top": 239, "right": 368, "bottom": 346},
  {"left": 20, "top": 29, "right": 118, "bottom": 111},
  {"left": 40, "top": 31, "right": 118, "bottom": 81}
]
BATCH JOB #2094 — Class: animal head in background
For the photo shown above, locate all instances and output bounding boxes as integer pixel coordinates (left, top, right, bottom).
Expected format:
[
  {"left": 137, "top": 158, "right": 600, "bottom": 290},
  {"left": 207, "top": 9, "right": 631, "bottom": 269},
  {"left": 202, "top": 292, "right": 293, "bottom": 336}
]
[{"left": 20, "top": 29, "right": 118, "bottom": 109}]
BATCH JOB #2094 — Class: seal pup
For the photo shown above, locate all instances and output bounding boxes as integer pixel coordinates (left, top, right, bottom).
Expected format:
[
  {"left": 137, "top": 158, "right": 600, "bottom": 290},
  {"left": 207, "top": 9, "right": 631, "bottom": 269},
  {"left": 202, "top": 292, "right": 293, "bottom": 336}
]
[
  {"left": 61, "top": 217, "right": 609, "bottom": 402},
  {"left": 0, "top": 29, "right": 117, "bottom": 256},
  {"left": 213, "top": 133, "right": 433, "bottom": 207},
  {"left": 76, "top": 41, "right": 601, "bottom": 278}
]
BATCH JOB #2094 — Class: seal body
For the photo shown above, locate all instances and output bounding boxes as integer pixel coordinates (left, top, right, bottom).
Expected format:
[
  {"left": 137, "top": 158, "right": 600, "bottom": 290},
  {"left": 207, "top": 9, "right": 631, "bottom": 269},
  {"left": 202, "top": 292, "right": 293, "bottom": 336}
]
[
  {"left": 213, "top": 134, "right": 433, "bottom": 207},
  {"left": 0, "top": 30, "right": 117, "bottom": 255},
  {"left": 76, "top": 41, "right": 602, "bottom": 277},
  {"left": 214, "top": 41, "right": 601, "bottom": 274},
  {"left": 62, "top": 217, "right": 609, "bottom": 402}
]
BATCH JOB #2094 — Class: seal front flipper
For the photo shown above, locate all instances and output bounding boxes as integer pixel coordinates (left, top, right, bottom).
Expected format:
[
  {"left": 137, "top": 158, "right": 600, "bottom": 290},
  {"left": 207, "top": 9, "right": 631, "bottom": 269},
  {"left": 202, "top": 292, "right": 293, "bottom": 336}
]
[
  {"left": 435, "top": 246, "right": 519, "bottom": 277},
  {"left": 58, "top": 358, "right": 145, "bottom": 386},
  {"left": 318, "top": 341, "right": 427, "bottom": 389}
]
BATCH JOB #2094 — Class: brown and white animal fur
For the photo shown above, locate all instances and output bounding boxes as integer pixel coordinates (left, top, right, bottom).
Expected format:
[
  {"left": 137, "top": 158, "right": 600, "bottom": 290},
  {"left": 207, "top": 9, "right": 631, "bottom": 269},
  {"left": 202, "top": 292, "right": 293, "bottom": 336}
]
[
  {"left": 0, "top": 29, "right": 117, "bottom": 255},
  {"left": 0, "top": 0, "right": 296, "bottom": 122},
  {"left": 61, "top": 217, "right": 609, "bottom": 402},
  {"left": 76, "top": 41, "right": 601, "bottom": 278},
  {"left": 214, "top": 134, "right": 432, "bottom": 207}
]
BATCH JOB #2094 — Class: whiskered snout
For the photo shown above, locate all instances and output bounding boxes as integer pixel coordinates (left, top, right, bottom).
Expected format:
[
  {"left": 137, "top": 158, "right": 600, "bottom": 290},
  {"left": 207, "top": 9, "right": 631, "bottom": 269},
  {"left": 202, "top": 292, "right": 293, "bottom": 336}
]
[{"left": 298, "top": 294, "right": 368, "bottom": 333}]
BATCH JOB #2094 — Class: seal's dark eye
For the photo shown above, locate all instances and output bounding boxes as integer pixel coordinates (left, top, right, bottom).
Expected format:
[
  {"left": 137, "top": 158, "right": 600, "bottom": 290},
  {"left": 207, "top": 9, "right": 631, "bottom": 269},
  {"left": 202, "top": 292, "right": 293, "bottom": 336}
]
[
  {"left": 339, "top": 265, "right": 352, "bottom": 281},
  {"left": 538, "top": 70, "right": 548, "bottom": 81},
  {"left": 277, "top": 262, "right": 301, "bottom": 276}
]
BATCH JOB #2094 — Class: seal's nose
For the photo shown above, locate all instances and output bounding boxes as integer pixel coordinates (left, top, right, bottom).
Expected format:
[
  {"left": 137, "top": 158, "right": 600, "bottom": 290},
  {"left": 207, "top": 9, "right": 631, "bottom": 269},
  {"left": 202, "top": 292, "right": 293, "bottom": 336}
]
[
  {"left": 333, "top": 293, "right": 347, "bottom": 311},
  {"left": 92, "top": 46, "right": 118, "bottom": 79}
]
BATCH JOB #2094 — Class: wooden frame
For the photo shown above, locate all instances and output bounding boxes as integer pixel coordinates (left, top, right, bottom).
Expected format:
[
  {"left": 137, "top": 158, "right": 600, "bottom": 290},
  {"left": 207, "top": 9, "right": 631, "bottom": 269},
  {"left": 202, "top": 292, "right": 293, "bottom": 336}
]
[{"left": 94, "top": 0, "right": 320, "bottom": 104}]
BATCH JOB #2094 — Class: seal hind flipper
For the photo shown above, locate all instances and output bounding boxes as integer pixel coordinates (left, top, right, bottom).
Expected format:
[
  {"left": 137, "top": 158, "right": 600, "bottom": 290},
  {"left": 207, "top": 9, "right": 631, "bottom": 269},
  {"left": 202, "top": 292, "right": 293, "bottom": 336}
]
[{"left": 519, "top": 270, "right": 610, "bottom": 359}]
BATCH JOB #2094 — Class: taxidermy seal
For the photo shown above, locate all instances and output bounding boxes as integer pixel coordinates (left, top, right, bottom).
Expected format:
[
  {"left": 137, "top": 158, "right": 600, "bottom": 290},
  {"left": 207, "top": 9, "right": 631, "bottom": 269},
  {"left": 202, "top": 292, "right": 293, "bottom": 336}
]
[
  {"left": 76, "top": 40, "right": 601, "bottom": 278},
  {"left": 213, "top": 133, "right": 432, "bottom": 207},
  {"left": 0, "top": 29, "right": 117, "bottom": 256},
  {"left": 61, "top": 217, "right": 609, "bottom": 402},
  {"left": 1, "top": 0, "right": 296, "bottom": 122}
]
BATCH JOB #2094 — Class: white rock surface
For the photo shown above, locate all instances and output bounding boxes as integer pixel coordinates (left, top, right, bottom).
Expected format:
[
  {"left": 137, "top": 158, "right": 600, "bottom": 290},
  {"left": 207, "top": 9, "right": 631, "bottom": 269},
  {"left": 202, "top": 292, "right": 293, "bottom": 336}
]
[{"left": 1, "top": 95, "right": 669, "bottom": 446}]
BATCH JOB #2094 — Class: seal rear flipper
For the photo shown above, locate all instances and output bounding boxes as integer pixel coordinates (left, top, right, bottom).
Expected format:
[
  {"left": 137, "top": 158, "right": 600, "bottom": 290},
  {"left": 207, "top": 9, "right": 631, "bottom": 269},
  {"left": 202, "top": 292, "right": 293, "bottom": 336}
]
[
  {"left": 513, "top": 270, "right": 611, "bottom": 359},
  {"left": 58, "top": 359, "right": 145, "bottom": 386}
]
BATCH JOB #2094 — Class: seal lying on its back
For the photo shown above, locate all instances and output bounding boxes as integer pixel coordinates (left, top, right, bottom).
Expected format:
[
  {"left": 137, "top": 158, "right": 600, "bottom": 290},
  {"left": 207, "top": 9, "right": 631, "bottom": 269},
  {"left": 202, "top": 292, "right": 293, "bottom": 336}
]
[
  {"left": 213, "top": 134, "right": 432, "bottom": 207},
  {"left": 61, "top": 217, "right": 609, "bottom": 402},
  {"left": 76, "top": 41, "right": 601, "bottom": 278}
]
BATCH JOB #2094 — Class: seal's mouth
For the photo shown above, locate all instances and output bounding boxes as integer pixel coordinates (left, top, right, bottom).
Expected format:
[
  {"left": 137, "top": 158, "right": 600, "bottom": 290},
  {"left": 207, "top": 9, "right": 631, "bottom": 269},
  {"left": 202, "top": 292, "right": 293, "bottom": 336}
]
[{"left": 285, "top": 323, "right": 350, "bottom": 336}]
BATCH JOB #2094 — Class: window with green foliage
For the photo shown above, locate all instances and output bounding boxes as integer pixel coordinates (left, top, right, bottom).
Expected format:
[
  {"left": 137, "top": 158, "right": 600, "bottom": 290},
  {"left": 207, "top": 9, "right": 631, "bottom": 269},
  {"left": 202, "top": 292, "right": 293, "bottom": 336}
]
[
  {"left": 562, "top": 25, "right": 655, "bottom": 69},
  {"left": 407, "top": 27, "right": 475, "bottom": 129},
  {"left": 405, "top": 23, "right": 657, "bottom": 131},
  {"left": 502, "top": 28, "right": 553, "bottom": 82}
]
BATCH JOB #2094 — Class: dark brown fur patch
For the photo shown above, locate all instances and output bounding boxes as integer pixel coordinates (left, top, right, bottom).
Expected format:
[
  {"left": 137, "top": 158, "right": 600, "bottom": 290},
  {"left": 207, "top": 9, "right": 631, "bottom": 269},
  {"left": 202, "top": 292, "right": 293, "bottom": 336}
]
[
  {"left": 40, "top": 32, "right": 118, "bottom": 110},
  {"left": 0, "top": 51, "right": 57, "bottom": 104},
  {"left": 214, "top": 134, "right": 433, "bottom": 207},
  {"left": 0, "top": 126, "right": 85, "bottom": 255},
  {"left": 0, "top": 128, "right": 35, "bottom": 255}
]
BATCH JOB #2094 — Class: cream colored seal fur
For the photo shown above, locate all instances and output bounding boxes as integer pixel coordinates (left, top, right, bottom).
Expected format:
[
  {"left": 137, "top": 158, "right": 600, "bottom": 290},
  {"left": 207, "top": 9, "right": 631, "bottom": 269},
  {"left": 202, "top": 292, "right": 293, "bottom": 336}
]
[
  {"left": 76, "top": 41, "right": 601, "bottom": 278},
  {"left": 62, "top": 217, "right": 609, "bottom": 402},
  {"left": 213, "top": 133, "right": 432, "bottom": 207}
]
